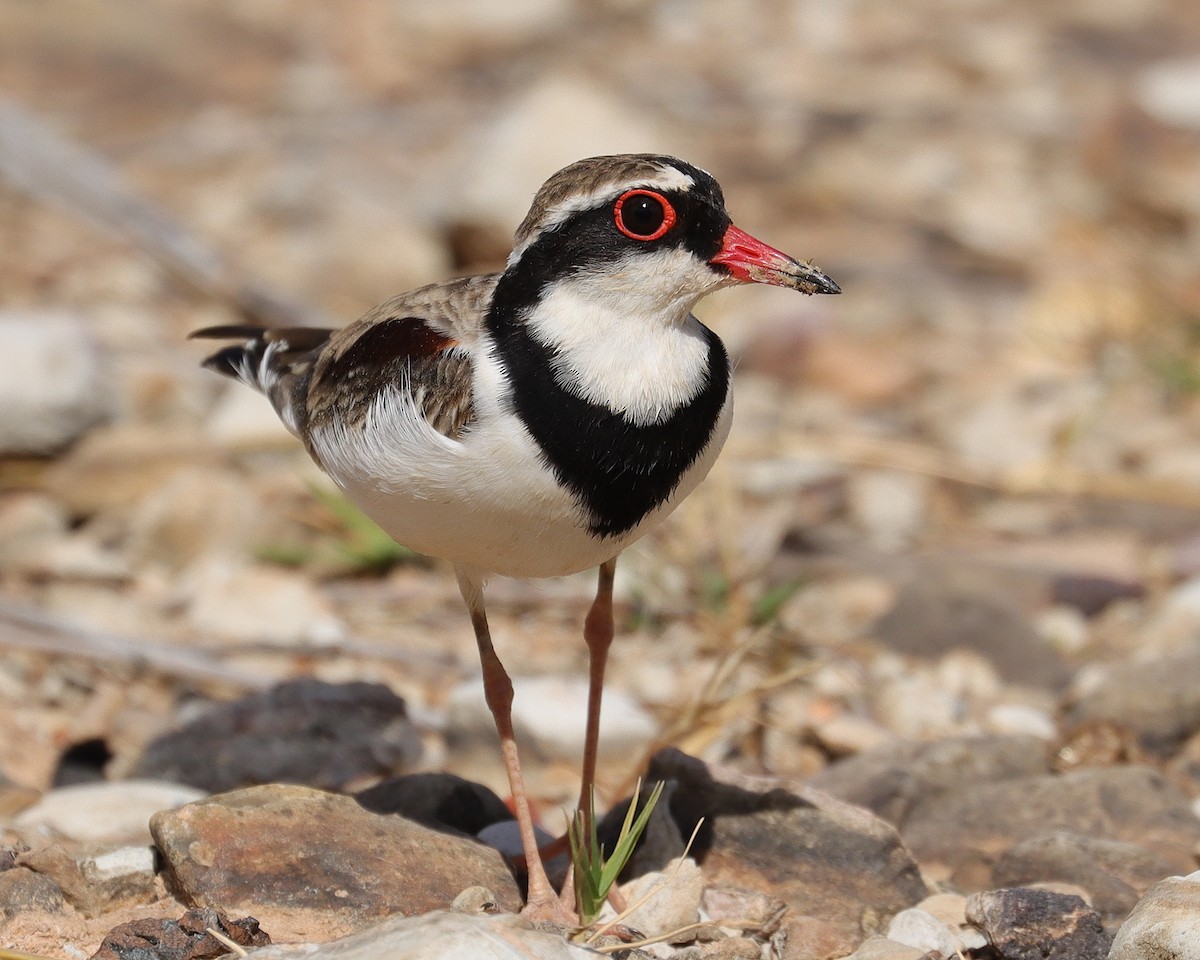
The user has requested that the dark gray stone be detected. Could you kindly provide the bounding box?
[90,908,270,960]
[966,887,1110,960]
[1049,574,1143,617]
[0,867,65,916]
[648,749,928,960]
[134,678,421,792]
[993,831,1179,919]
[1061,649,1200,755]
[872,571,1067,687]
[903,767,1200,891]
[807,734,1050,826]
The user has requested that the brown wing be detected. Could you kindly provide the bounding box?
[306,315,474,439]
[304,273,499,442]
[193,274,497,449]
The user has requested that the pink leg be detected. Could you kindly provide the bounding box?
[455,567,568,920]
[556,558,618,914]
[578,557,617,836]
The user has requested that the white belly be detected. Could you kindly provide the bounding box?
[310,385,732,579]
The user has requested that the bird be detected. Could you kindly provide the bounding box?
[191,153,839,920]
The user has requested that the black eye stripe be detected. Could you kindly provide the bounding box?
[494,183,730,310]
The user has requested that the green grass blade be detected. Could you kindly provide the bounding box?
[569,781,666,927]
[597,780,663,893]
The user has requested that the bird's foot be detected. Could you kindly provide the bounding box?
[519,890,579,928]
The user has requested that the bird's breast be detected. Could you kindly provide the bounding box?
[488,314,732,538]
[522,283,715,425]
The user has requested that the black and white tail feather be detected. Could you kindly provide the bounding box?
[189,324,332,436]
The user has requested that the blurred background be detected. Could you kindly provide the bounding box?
[2,0,1200,830]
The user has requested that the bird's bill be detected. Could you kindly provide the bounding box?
[710,224,841,295]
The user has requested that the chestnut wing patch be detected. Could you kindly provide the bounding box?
[309,315,474,440]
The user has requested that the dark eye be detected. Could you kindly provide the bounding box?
[614,190,676,241]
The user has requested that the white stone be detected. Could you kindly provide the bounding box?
[623,654,683,710]
[1136,577,1200,654]
[945,173,1047,259]
[779,577,895,647]
[122,465,268,569]
[946,380,1095,471]
[1162,576,1200,617]
[0,493,69,571]
[848,470,929,549]
[985,703,1057,741]
[872,672,965,740]
[1108,870,1200,960]
[398,0,573,46]
[936,650,1002,701]
[246,910,596,959]
[738,456,844,497]
[448,676,657,763]
[841,936,925,960]
[1136,57,1200,130]
[1035,605,1090,656]
[12,780,205,845]
[183,560,346,646]
[79,845,157,883]
[25,534,132,581]
[617,857,704,939]
[812,714,893,756]
[914,892,968,927]
[322,202,451,298]
[905,893,985,950]
[886,907,962,957]
[205,385,297,449]
[0,313,111,454]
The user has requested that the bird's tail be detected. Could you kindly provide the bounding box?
[189,324,333,436]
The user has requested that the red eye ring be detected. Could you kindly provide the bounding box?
[613,189,677,241]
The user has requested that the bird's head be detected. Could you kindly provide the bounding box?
[501,154,840,320]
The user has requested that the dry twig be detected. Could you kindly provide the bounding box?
[0,600,268,689]
[0,98,331,329]
[205,927,249,958]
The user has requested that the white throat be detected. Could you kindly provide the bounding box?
[522,249,726,426]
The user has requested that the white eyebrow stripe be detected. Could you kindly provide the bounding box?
[506,167,697,268]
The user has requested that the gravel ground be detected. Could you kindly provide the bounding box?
[2,2,1200,958]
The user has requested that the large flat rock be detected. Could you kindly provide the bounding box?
[150,784,522,942]
[901,766,1200,888]
[648,749,928,960]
